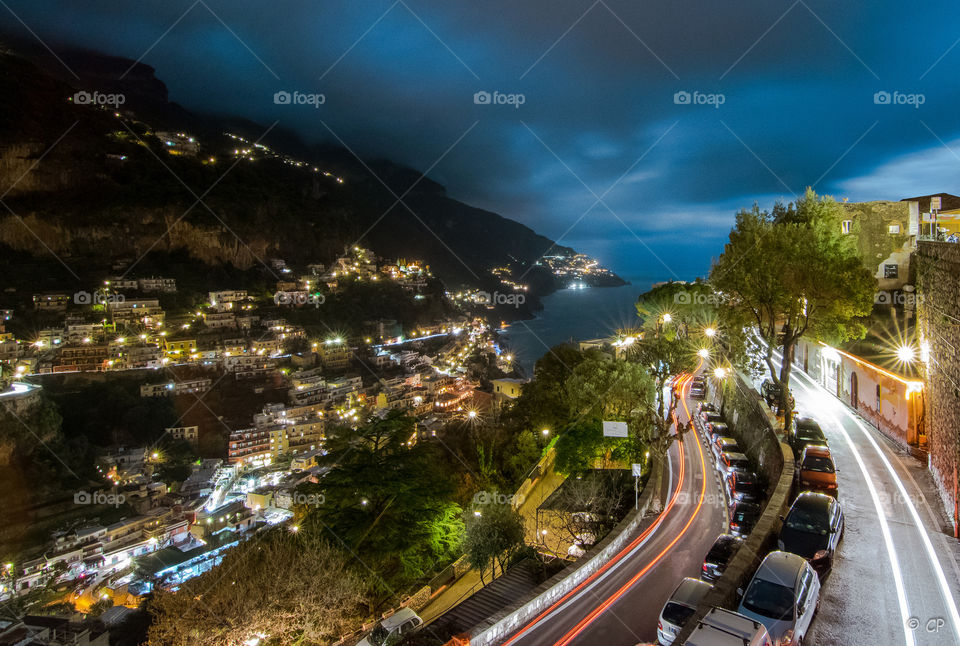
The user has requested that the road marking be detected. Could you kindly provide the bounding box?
[774,351,914,645]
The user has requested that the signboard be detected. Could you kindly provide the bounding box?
[602,421,629,438]
[631,463,643,477]
[922,212,933,223]
[931,196,942,210]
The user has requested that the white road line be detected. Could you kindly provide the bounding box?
[791,363,960,644]
[768,347,914,646]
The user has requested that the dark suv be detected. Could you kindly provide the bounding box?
[701,533,744,582]
[790,417,828,460]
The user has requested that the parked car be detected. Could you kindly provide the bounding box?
[719,451,751,475]
[797,446,838,497]
[737,551,821,646]
[657,577,714,645]
[686,607,773,646]
[726,468,762,504]
[713,437,740,462]
[707,422,730,442]
[698,401,717,413]
[701,533,744,583]
[761,379,795,410]
[690,384,706,400]
[357,608,423,646]
[700,410,722,427]
[790,418,828,460]
[778,491,844,576]
[729,501,762,537]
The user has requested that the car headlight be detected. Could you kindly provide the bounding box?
[813,549,829,561]
[778,629,795,646]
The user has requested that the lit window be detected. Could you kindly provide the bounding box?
[841,220,853,234]
[888,223,901,234]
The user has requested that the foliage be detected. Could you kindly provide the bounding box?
[147,529,367,646]
[710,189,875,423]
[305,411,464,595]
[462,501,526,584]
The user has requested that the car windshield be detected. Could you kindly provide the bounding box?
[785,503,829,535]
[708,538,739,562]
[795,426,824,442]
[368,624,389,646]
[802,456,835,473]
[742,579,795,621]
[662,602,697,626]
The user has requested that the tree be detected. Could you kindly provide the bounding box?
[462,502,525,585]
[307,411,463,595]
[147,529,367,646]
[710,189,874,426]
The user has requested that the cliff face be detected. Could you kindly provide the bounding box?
[0,45,617,293]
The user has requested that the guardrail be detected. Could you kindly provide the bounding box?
[456,454,667,646]
[673,370,794,644]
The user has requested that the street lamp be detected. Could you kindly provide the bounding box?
[704,327,717,338]
[697,348,710,359]
[896,345,916,363]
[661,313,672,323]
[541,428,550,436]
[713,367,729,379]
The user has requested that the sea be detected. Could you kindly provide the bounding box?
[500,275,672,376]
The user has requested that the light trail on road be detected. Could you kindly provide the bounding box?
[501,374,694,646]
[551,370,710,646]
[781,352,960,645]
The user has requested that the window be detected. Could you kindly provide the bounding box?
[884,264,899,279]
[888,223,901,234]
[841,220,853,234]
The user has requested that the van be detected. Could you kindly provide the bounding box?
[686,607,773,646]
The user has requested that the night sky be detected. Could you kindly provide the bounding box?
[6,0,960,282]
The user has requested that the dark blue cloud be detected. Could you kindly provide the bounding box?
[6,0,960,281]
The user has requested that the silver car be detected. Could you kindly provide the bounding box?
[737,551,820,646]
[657,577,713,645]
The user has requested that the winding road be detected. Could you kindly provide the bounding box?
[499,374,728,646]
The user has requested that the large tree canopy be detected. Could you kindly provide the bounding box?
[710,189,875,424]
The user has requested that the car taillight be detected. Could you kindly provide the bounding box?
[658,620,663,631]
[702,563,708,572]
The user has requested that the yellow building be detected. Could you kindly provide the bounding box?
[162,338,197,358]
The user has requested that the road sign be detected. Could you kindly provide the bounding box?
[631,463,643,477]
[602,421,628,437]
[931,196,942,210]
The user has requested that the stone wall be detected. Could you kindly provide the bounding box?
[716,373,784,490]
[916,241,960,523]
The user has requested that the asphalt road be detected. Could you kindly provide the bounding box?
[499,374,728,646]
[775,355,960,646]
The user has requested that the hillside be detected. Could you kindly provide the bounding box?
[0,44,624,301]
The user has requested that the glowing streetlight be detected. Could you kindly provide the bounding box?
[661,313,672,323]
[468,410,477,419]
[697,348,710,359]
[896,345,916,363]
[713,367,729,379]
[473,510,482,517]
[704,327,717,338]
[541,428,550,436]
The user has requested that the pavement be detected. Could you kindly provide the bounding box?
[498,374,729,646]
[773,352,960,646]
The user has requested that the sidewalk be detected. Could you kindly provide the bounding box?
[419,465,566,625]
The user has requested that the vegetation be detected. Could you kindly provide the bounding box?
[147,529,367,646]
[710,189,874,425]
[462,502,526,585]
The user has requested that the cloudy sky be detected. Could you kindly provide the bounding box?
[6,0,960,282]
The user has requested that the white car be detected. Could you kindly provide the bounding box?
[737,551,820,646]
[357,607,423,646]
[686,607,772,646]
[657,577,713,645]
